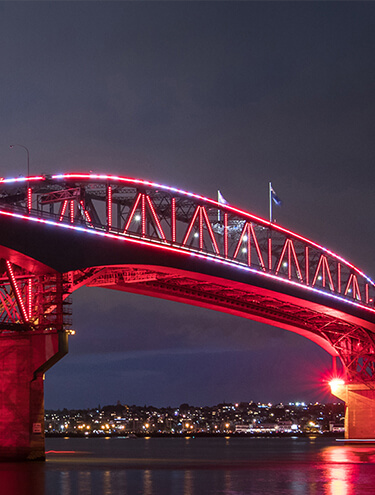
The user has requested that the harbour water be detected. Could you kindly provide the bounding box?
[2,436,375,494]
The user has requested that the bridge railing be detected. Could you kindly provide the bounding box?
[0,173,374,312]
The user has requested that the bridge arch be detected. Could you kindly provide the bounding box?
[0,172,374,457]
[0,172,374,381]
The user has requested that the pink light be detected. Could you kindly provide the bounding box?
[249,223,265,271]
[171,197,176,243]
[201,207,219,254]
[4,171,367,290]
[224,213,228,258]
[146,195,166,241]
[268,237,272,271]
[79,201,92,224]
[1,207,375,316]
[59,200,68,222]
[0,176,45,184]
[233,222,248,260]
[182,205,200,246]
[6,261,28,322]
[27,187,32,212]
[345,273,361,300]
[70,200,74,223]
[48,173,375,286]
[141,194,146,237]
[124,193,142,232]
[312,255,334,291]
[199,207,203,250]
[289,240,303,282]
[305,246,309,286]
[107,185,112,229]
[28,278,32,319]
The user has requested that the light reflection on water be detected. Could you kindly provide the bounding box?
[320,445,375,495]
[1,438,374,495]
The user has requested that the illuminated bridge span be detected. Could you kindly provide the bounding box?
[0,172,374,459]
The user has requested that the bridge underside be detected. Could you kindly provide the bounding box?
[71,264,375,379]
[0,217,375,457]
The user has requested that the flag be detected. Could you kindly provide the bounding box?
[218,190,229,205]
[270,186,282,206]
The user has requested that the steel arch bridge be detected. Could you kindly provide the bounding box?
[0,172,374,384]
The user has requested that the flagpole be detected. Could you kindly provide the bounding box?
[217,191,220,223]
[269,182,272,223]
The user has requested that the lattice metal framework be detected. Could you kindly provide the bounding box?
[0,173,374,382]
[0,260,71,334]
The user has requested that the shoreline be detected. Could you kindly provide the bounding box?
[46,431,343,439]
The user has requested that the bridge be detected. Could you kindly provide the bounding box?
[0,172,374,459]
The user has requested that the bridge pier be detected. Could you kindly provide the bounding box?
[330,380,375,439]
[0,331,68,461]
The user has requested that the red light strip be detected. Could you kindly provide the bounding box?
[224,213,228,258]
[27,187,32,212]
[268,237,272,271]
[49,173,375,287]
[324,258,335,291]
[0,176,45,184]
[199,207,203,250]
[141,194,146,237]
[28,278,32,319]
[59,200,68,222]
[338,263,341,293]
[6,261,29,322]
[0,208,374,315]
[70,200,74,223]
[201,207,219,254]
[124,193,142,232]
[345,274,361,300]
[312,255,325,288]
[289,240,303,282]
[247,226,251,266]
[233,222,248,260]
[146,195,166,241]
[275,239,289,275]
[249,223,265,271]
[305,247,309,286]
[366,284,369,304]
[171,197,176,242]
[79,201,92,224]
[312,255,335,291]
[107,185,112,229]
[182,206,200,246]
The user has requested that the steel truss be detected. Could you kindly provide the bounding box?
[66,265,375,382]
[0,260,71,333]
[0,173,375,383]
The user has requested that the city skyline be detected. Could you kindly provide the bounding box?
[1,2,375,409]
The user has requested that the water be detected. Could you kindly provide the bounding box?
[1,436,375,494]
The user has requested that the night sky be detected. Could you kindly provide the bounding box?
[1,2,375,409]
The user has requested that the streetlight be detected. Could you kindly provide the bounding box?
[10,144,30,179]
[10,144,31,211]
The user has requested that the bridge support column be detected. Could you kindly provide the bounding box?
[330,381,375,439]
[0,331,68,461]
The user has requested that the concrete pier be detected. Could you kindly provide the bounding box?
[0,331,68,460]
[330,380,375,439]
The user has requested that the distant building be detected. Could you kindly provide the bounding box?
[235,425,250,433]
[329,421,345,433]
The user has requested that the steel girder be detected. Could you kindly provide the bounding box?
[0,173,374,383]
